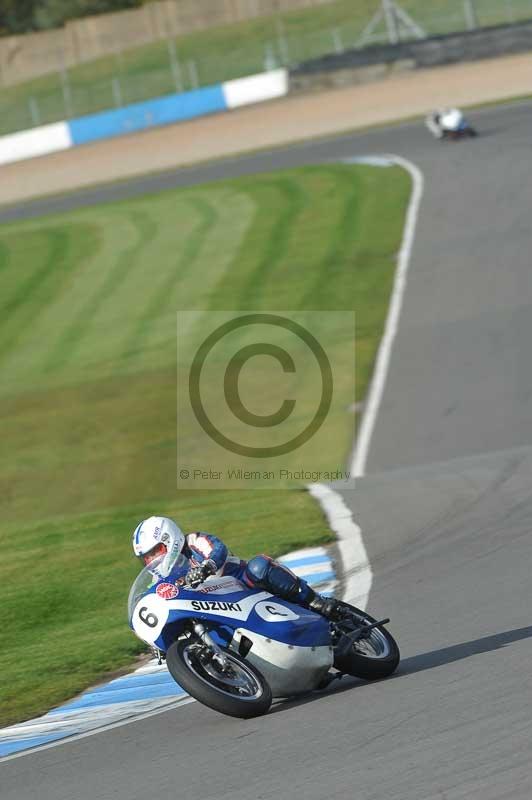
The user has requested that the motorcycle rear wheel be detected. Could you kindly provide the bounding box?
[166,637,272,718]
[334,603,400,680]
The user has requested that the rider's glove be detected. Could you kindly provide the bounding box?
[186,559,217,587]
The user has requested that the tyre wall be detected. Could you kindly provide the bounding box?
[290,20,532,92]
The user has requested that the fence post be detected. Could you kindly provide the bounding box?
[332,27,344,54]
[60,68,73,119]
[112,76,123,107]
[187,60,199,90]
[463,0,478,30]
[114,46,124,74]
[29,96,41,127]
[275,16,290,65]
[167,39,183,93]
[264,43,278,71]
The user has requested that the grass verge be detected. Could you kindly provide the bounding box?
[0,163,410,726]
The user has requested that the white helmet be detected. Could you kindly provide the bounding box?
[132,516,187,578]
[440,107,463,129]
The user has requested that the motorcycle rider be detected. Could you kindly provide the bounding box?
[132,515,344,621]
[425,107,464,139]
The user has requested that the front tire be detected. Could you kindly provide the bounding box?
[334,603,400,680]
[166,638,272,718]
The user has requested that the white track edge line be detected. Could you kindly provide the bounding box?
[308,483,372,610]
[309,154,424,610]
[351,154,425,478]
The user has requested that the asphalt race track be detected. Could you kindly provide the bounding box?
[3,100,532,799]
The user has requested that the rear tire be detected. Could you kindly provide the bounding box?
[166,638,272,718]
[334,604,400,681]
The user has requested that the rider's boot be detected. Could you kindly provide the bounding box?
[306,588,345,621]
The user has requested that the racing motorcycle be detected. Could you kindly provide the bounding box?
[128,569,400,718]
[425,108,478,140]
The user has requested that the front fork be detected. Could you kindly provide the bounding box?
[191,621,228,669]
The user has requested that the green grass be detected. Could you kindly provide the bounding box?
[2,0,531,135]
[0,163,410,726]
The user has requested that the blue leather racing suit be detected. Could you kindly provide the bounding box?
[181,531,314,606]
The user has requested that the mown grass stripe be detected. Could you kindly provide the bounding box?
[239,178,306,309]
[121,196,217,361]
[0,239,10,276]
[300,167,363,309]
[257,167,351,308]
[2,230,69,318]
[207,179,300,311]
[44,208,158,374]
[0,226,97,366]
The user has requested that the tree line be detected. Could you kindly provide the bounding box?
[0,0,143,34]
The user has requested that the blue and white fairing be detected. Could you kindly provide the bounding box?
[128,572,333,696]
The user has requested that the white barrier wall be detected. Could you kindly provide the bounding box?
[0,122,72,167]
[222,69,289,109]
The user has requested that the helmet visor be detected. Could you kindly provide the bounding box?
[141,542,167,568]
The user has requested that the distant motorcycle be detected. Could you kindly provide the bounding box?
[425,108,478,140]
[128,570,400,718]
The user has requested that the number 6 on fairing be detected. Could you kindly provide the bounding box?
[138,606,158,628]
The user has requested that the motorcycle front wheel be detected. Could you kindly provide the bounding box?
[333,603,400,681]
[166,637,272,718]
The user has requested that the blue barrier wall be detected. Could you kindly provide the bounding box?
[0,70,288,167]
[68,85,227,146]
